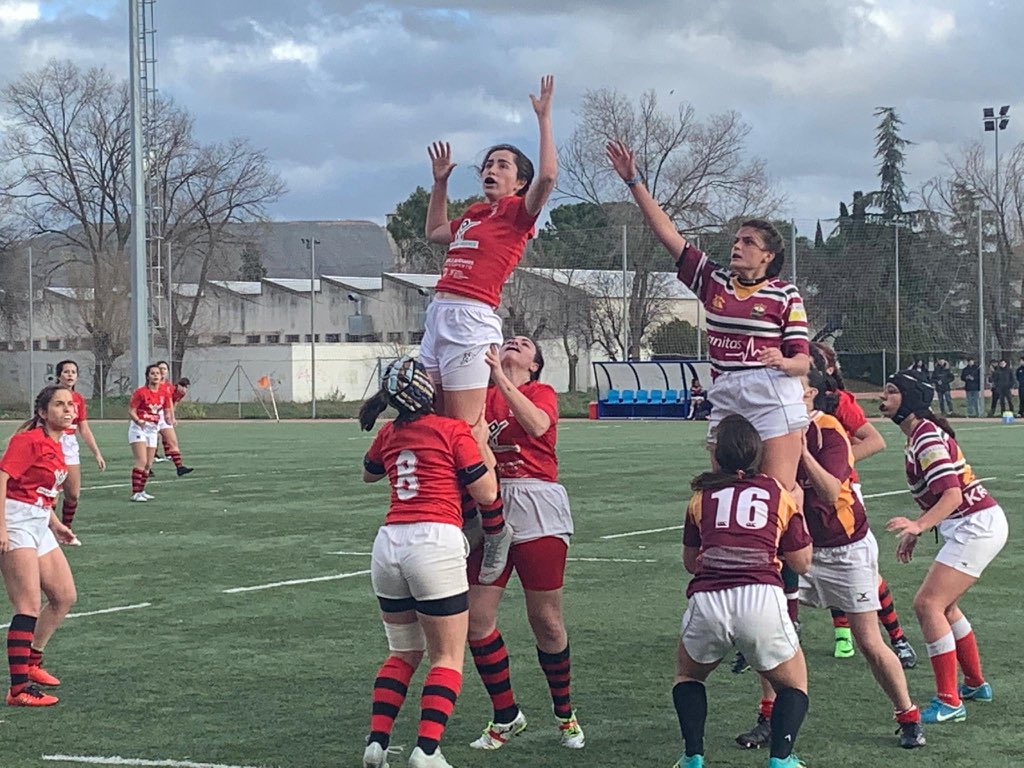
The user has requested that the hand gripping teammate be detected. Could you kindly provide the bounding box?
[423,76,557,585]
[54,359,105,536]
[881,372,1008,724]
[127,364,171,502]
[464,337,583,750]
[672,415,812,768]
[737,369,925,751]
[359,356,498,768]
[1,385,81,706]
[807,343,916,667]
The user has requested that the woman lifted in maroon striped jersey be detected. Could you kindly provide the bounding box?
[606,142,810,503]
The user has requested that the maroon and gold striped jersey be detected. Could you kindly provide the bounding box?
[676,244,809,379]
[905,419,998,518]
[683,474,811,597]
[799,412,869,548]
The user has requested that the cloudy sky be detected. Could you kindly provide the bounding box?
[0,0,1019,228]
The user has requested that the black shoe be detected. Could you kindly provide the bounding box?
[897,720,926,749]
[736,714,771,749]
[177,466,194,477]
[731,651,750,674]
[892,637,918,669]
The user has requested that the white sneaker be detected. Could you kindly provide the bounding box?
[478,528,512,585]
[130,492,148,502]
[362,741,392,768]
[153,456,169,463]
[470,709,527,749]
[557,710,585,748]
[141,492,155,500]
[407,746,454,768]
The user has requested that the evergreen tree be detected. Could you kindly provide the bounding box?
[238,244,267,281]
[872,107,912,219]
[814,220,824,248]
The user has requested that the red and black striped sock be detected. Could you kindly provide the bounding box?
[877,579,904,643]
[479,495,505,536]
[167,450,183,469]
[28,647,42,669]
[416,666,461,755]
[7,614,36,694]
[830,608,850,629]
[131,468,147,494]
[537,644,573,719]
[469,629,519,723]
[61,498,79,527]
[460,490,478,522]
[369,656,416,748]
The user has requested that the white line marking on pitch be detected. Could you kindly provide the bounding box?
[223,570,371,593]
[42,755,277,768]
[329,551,373,556]
[1,603,151,629]
[568,557,657,563]
[82,465,347,492]
[863,476,996,500]
[600,525,682,540]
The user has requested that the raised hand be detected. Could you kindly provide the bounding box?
[428,141,456,184]
[530,75,555,119]
[606,140,638,181]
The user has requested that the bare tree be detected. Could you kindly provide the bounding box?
[923,141,1024,353]
[557,88,783,356]
[0,60,284,388]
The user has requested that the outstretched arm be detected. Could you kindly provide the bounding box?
[524,75,557,217]
[606,141,687,258]
[426,141,456,244]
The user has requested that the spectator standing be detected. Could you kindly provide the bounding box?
[1016,357,1024,417]
[988,360,1014,417]
[930,360,954,416]
[960,358,981,418]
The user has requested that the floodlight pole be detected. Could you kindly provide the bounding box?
[27,246,34,401]
[981,104,1010,377]
[128,0,150,385]
[977,207,985,380]
[302,237,320,418]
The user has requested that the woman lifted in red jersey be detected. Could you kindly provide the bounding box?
[423,76,557,584]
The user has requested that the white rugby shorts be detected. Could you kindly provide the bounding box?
[371,521,470,603]
[936,505,1008,578]
[60,432,81,467]
[799,530,881,613]
[128,421,160,448]
[419,297,503,391]
[681,583,800,672]
[157,414,171,431]
[707,367,807,443]
[4,499,59,557]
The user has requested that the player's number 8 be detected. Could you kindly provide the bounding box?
[395,450,420,500]
[710,486,770,530]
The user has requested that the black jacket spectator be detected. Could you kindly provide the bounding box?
[992,362,1014,393]
[931,362,954,394]
[961,362,981,392]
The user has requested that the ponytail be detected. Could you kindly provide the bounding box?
[358,389,390,432]
[926,410,956,439]
[691,470,750,493]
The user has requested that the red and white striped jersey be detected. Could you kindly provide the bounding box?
[676,244,809,378]
[905,419,997,518]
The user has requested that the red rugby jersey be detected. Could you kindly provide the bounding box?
[1,428,68,509]
[799,412,869,548]
[675,244,809,378]
[64,390,88,436]
[435,195,538,308]
[833,389,867,483]
[905,419,997,518]
[486,381,558,482]
[683,474,810,597]
[365,413,484,527]
[130,386,169,424]
[171,385,187,403]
